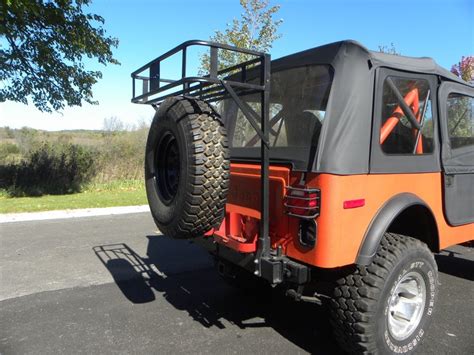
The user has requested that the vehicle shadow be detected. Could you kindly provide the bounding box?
[93,235,343,354]
[435,247,474,281]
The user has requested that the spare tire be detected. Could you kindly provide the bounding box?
[145,96,230,238]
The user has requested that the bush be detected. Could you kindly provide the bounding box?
[0,122,151,197]
[0,142,21,165]
[0,143,98,196]
[13,127,40,156]
[0,142,19,155]
[94,127,148,182]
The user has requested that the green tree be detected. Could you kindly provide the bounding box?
[451,56,474,82]
[0,0,119,112]
[448,56,473,140]
[102,116,125,133]
[199,0,282,73]
[378,43,400,55]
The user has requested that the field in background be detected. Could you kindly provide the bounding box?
[0,180,146,213]
[0,123,149,213]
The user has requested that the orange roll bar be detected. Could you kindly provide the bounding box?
[380,88,419,145]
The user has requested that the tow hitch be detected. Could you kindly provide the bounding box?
[258,255,310,285]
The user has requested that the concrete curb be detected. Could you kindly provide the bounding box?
[0,205,150,224]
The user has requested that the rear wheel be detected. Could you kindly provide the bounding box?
[330,233,438,354]
[145,96,230,238]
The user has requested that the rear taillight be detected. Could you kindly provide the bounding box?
[284,185,321,219]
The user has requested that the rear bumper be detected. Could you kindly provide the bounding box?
[195,236,311,285]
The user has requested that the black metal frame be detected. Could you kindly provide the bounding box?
[131,40,266,105]
[195,236,310,285]
[131,40,272,278]
[284,185,321,219]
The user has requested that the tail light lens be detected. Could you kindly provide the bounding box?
[284,185,321,219]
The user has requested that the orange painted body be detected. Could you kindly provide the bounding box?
[212,163,473,268]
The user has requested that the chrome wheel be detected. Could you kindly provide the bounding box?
[387,271,426,341]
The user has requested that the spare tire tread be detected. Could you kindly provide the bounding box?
[146,96,229,238]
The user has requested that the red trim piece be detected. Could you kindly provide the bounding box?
[215,235,257,253]
[204,228,214,236]
[343,199,365,209]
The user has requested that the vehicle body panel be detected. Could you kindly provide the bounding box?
[218,165,473,268]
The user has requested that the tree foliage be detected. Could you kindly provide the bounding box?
[0,0,119,112]
[378,43,400,55]
[447,94,472,141]
[102,116,125,133]
[451,56,474,82]
[0,142,97,196]
[447,56,473,141]
[199,0,282,73]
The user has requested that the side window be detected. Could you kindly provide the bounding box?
[447,93,474,150]
[380,77,434,154]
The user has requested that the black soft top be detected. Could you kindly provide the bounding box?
[259,40,471,174]
[272,40,471,87]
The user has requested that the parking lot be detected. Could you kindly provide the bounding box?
[1,213,472,354]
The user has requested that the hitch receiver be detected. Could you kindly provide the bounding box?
[259,256,310,285]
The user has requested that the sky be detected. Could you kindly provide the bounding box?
[1,0,473,131]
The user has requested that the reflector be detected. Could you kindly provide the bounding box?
[343,199,365,209]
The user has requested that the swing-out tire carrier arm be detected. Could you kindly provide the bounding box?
[131,39,275,280]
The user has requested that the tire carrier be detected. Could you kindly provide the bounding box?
[131,40,283,283]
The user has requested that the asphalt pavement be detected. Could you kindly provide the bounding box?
[0,213,473,354]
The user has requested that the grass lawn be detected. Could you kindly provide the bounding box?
[0,180,147,214]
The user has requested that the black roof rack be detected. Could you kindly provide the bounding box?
[131,39,268,105]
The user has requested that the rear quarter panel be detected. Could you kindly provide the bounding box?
[287,173,473,268]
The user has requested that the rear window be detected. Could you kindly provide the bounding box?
[218,65,333,163]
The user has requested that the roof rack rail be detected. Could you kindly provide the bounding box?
[131,39,267,105]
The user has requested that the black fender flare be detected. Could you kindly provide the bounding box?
[355,193,434,266]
